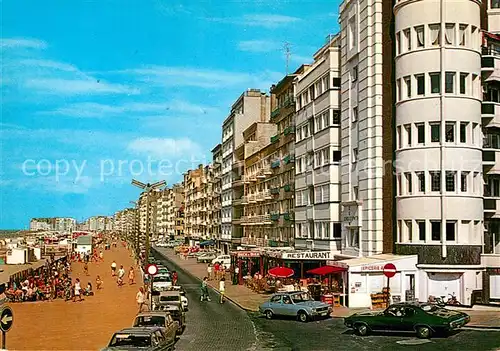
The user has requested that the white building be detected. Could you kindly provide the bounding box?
[220,89,271,253]
[294,36,343,252]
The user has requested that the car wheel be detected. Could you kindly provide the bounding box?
[265,310,274,319]
[354,323,369,336]
[298,311,308,323]
[416,326,432,339]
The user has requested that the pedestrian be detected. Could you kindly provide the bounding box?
[73,278,83,302]
[128,267,135,285]
[172,271,178,286]
[96,275,103,290]
[214,262,220,280]
[219,277,225,304]
[200,277,210,301]
[99,251,104,262]
[207,264,212,281]
[84,261,89,276]
[233,265,240,285]
[111,260,117,276]
[136,287,146,312]
[117,265,125,286]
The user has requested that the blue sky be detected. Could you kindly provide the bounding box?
[0,0,340,229]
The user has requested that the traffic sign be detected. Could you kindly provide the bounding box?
[0,306,13,332]
[383,263,397,278]
[146,264,158,276]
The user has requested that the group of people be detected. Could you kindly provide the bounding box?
[206,262,227,281]
[110,260,135,286]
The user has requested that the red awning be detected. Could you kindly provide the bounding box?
[268,266,294,278]
[307,265,346,276]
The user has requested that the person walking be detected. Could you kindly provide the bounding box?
[117,265,125,286]
[214,262,220,281]
[219,277,226,304]
[200,277,210,301]
[136,287,146,312]
[111,261,117,276]
[207,264,212,281]
[172,271,178,286]
[83,261,89,276]
[128,267,135,285]
[73,278,83,302]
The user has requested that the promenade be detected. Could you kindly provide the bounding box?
[156,247,500,330]
[7,245,141,350]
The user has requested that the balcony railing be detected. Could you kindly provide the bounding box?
[271,213,280,221]
[283,184,293,192]
[271,134,280,143]
[484,134,500,149]
[283,154,295,164]
[271,160,281,169]
[284,125,296,135]
[270,108,280,119]
[270,187,280,195]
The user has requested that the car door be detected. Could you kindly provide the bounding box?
[400,307,418,331]
[164,314,176,344]
[281,295,296,317]
[374,305,404,331]
[269,295,284,315]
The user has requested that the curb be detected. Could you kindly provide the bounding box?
[464,325,500,331]
[153,248,259,313]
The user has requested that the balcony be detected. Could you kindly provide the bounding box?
[284,126,296,135]
[232,176,244,188]
[283,154,295,165]
[256,169,266,179]
[483,150,496,167]
[263,165,273,175]
[232,160,244,169]
[482,102,500,128]
[482,46,500,74]
[270,108,280,120]
[271,160,281,169]
[284,183,294,192]
[271,134,280,144]
[283,212,292,221]
[270,187,280,195]
[484,198,497,213]
[271,213,280,221]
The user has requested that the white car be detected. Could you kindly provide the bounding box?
[211,255,231,270]
[152,274,172,291]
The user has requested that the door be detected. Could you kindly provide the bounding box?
[400,307,418,331]
[374,305,404,331]
[270,295,286,315]
[428,273,462,302]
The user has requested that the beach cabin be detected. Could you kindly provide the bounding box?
[76,235,93,255]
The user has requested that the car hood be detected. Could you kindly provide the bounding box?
[348,310,383,317]
[428,309,468,320]
[295,301,330,308]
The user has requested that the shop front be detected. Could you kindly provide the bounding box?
[339,254,419,309]
[231,250,263,285]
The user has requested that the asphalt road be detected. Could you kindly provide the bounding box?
[153,248,500,351]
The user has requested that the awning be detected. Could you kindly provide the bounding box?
[307,265,346,276]
[268,266,294,278]
[199,240,215,247]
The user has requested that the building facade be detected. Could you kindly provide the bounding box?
[220,89,271,253]
[209,144,222,243]
[29,217,76,232]
[183,165,209,242]
[294,36,343,252]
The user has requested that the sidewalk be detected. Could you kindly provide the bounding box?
[158,248,268,311]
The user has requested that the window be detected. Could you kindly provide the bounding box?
[333,223,341,238]
[396,32,401,55]
[415,26,425,47]
[417,172,425,192]
[333,151,341,162]
[332,77,341,88]
[323,75,330,90]
[418,221,426,241]
[493,0,500,9]
[332,111,340,124]
[472,123,477,144]
[397,174,402,195]
[446,221,456,241]
[459,24,467,46]
[404,76,411,98]
[460,122,467,143]
[430,73,441,93]
[430,171,441,192]
[405,173,412,194]
[445,72,455,93]
[315,115,322,132]
[431,123,440,142]
[314,184,330,203]
[416,74,425,95]
[397,125,402,148]
[353,148,358,162]
[445,23,455,45]
[323,111,330,128]
[404,28,411,51]
[461,172,468,192]
[431,221,441,241]
[353,186,358,200]
[405,124,412,146]
[430,24,441,46]
[352,106,358,122]
[352,66,358,82]
[460,73,467,94]
[446,171,456,192]
[397,79,402,101]
[417,123,425,144]
[445,122,455,142]
[472,74,478,97]
[406,220,413,241]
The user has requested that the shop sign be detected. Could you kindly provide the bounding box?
[282,251,333,260]
[361,264,385,271]
[326,261,349,268]
[342,203,361,227]
[234,251,261,258]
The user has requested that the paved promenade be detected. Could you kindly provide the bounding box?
[7,245,142,350]
[157,247,500,330]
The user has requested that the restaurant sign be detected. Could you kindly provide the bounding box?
[282,251,333,260]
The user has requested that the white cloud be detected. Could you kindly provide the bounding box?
[238,40,280,53]
[211,14,300,28]
[24,78,139,95]
[127,137,203,158]
[0,38,47,49]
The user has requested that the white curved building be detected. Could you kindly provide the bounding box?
[394,0,484,305]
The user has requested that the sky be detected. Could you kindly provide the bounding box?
[0,0,340,229]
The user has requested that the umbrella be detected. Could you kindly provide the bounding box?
[268,266,294,278]
[306,265,346,276]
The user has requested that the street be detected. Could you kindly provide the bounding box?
[154,250,500,351]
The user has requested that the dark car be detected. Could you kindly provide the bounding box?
[102,327,173,351]
[155,304,186,334]
[133,311,178,341]
[344,302,470,339]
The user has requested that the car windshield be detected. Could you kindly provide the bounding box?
[134,316,165,327]
[291,293,313,303]
[158,269,169,274]
[160,296,179,302]
[420,304,439,313]
[154,276,171,283]
[109,334,151,347]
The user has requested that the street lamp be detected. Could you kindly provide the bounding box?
[131,179,166,265]
[129,201,139,257]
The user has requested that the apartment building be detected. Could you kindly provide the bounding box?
[209,144,222,243]
[220,89,271,253]
[294,35,343,252]
[30,217,76,232]
[114,208,137,242]
[156,184,185,239]
[236,122,276,246]
[29,218,54,231]
[137,189,161,245]
[183,165,209,243]
[481,1,500,303]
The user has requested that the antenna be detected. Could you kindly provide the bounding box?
[284,42,291,75]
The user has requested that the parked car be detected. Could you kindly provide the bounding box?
[152,274,172,291]
[132,311,178,340]
[344,302,470,339]
[153,290,188,311]
[259,291,332,322]
[211,255,231,269]
[102,327,173,351]
[197,252,217,263]
[153,305,186,334]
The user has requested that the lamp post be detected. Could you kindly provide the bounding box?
[131,179,166,265]
[129,201,139,257]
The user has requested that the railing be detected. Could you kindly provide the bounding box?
[484,134,500,149]
[271,160,280,169]
[283,154,295,164]
[482,46,500,57]
[284,125,296,135]
[271,134,280,143]
[271,213,280,221]
[271,108,280,119]
[270,187,280,195]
